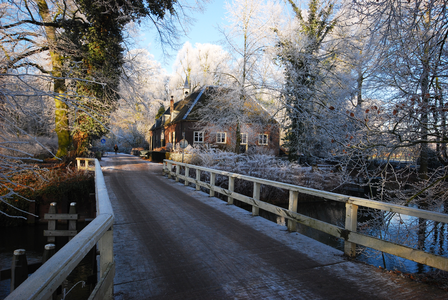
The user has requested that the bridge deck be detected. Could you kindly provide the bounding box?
[101,154,446,299]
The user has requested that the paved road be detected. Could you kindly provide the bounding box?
[101,154,447,300]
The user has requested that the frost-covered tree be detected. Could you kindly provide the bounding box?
[109,49,168,148]
[341,1,448,177]
[276,0,337,161]
[209,0,282,153]
[0,0,206,219]
[170,42,232,97]
[0,0,201,157]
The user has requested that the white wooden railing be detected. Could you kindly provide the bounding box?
[163,159,448,272]
[6,158,114,300]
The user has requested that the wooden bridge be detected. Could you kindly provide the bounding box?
[6,154,448,299]
[108,155,448,299]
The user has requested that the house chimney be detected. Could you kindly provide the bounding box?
[170,96,174,113]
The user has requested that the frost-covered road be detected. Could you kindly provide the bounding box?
[101,154,446,300]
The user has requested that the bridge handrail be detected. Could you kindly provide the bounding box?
[6,158,114,300]
[163,159,448,272]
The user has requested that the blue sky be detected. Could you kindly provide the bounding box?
[136,0,228,74]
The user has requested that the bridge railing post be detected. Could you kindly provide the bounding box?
[167,162,172,179]
[185,166,189,186]
[99,227,114,299]
[209,172,215,197]
[252,182,260,216]
[288,190,299,232]
[175,164,180,182]
[344,202,358,257]
[228,176,235,205]
[196,169,200,191]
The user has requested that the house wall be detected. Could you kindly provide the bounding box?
[151,121,280,155]
[161,121,199,148]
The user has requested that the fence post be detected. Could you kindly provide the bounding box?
[185,166,189,186]
[175,164,180,182]
[10,249,28,292]
[47,202,57,243]
[344,202,358,257]
[252,182,260,216]
[68,202,77,241]
[196,169,200,191]
[288,190,299,232]
[42,244,56,263]
[167,162,172,179]
[77,159,81,170]
[42,244,58,300]
[209,172,215,197]
[228,176,235,205]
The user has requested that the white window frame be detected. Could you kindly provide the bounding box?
[194,131,204,143]
[216,132,227,144]
[241,133,248,145]
[258,134,268,145]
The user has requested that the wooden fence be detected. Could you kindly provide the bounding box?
[163,159,448,272]
[6,158,114,300]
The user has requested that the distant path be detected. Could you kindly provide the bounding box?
[100,154,446,300]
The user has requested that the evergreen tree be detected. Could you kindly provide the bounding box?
[277,0,336,161]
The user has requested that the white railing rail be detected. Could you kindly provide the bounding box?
[163,159,448,272]
[6,158,114,300]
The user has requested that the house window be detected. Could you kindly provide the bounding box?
[194,131,204,143]
[216,132,226,144]
[241,133,248,145]
[258,134,268,145]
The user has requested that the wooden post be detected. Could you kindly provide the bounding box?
[344,202,358,257]
[175,164,180,182]
[99,227,114,300]
[185,166,189,186]
[44,202,78,241]
[196,169,200,191]
[42,244,56,263]
[68,203,77,241]
[10,249,28,292]
[209,172,215,197]
[47,202,57,243]
[42,244,58,300]
[252,182,260,216]
[228,176,235,205]
[77,159,81,170]
[167,162,172,179]
[288,190,299,232]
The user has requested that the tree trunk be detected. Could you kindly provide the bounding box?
[38,0,71,158]
[235,122,241,154]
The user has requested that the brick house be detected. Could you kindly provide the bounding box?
[149,83,280,155]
